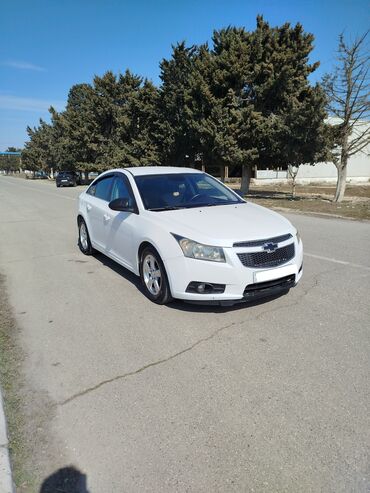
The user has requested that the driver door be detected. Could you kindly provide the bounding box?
[104,174,138,271]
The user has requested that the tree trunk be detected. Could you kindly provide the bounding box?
[201,164,205,173]
[240,165,251,195]
[292,177,296,199]
[84,170,89,183]
[219,165,229,181]
[333,164,347,202]
[334,127,349,203]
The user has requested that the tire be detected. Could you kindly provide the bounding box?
[78,218,94,255]
[140,247,172,304]
[56,183,60,188]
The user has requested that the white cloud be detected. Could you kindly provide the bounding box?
[0,95,65,112]
[2,60,46,71]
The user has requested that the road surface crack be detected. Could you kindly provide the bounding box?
[58,268,337,407]
[58,320,238,406]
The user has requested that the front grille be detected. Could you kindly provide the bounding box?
[237,243,295,268]
[233,233,292,248]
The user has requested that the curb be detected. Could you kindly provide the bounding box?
[0,391,14,493]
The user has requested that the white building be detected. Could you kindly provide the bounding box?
[254,120,370,184]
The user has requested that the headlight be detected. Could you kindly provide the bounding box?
[296,230,301,243]
[172,234,226,262]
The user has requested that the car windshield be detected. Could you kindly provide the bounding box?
[134,173,244,211]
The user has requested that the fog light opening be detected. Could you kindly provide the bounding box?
[186,282,226,294]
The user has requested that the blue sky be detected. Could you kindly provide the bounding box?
[1,0,369,149]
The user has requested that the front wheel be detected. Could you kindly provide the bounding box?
[78,219,94,255]
[140,247,172,304]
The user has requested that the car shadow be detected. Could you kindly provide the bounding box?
[92,251,144,291]
[39,466,89,492]
[91,252,290,314]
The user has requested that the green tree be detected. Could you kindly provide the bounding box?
[187,29,260,183]
[157,42,199,166]
[0,147,22,173]
[322,31,369,202]
[173,18,329,193]
[98,71,161,167]
[22,120,56,174]
[55,82,102,177]
[49,70,161,177]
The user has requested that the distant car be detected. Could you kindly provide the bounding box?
[34,170,48,179]
[56,171,81,187]
[77,167,303,305]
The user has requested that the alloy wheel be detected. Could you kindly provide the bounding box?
[143,254,162,295]
[79,222,88,251]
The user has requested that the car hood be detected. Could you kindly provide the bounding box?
[148,202,295,247]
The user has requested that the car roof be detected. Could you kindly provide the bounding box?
[117,166,203,177]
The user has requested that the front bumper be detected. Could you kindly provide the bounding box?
[165,237,303,304]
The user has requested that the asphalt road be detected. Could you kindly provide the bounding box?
[0,175,369,492]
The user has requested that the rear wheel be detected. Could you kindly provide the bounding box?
[78,219,93,255]
[140,247,172,304]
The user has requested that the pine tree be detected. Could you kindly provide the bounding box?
[158,42,198,165]
[22,120,56,174]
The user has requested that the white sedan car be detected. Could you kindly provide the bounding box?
[77,167,303,305]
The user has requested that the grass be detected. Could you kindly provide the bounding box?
[0,275,36,490]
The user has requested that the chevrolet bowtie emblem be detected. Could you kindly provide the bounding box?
[263,242,278,253]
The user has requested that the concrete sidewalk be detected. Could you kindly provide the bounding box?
[0,392,13,493]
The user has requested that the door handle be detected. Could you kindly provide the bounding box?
[86,204,92,211]
[103,214,111,222]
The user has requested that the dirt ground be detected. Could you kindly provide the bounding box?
[249,182,370,199]
[243,182,370,221]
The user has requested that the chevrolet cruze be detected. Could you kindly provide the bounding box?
[77,167,303,305]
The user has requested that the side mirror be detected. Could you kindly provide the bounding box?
[109,198,131,211]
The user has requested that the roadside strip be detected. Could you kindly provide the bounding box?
[0,392,14,493]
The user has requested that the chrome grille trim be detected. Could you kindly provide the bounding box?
[233,233,292,248]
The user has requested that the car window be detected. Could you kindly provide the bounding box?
[110,176,135,208]
[111,176,129,200]
[193,176,230,200]
[88,176,114,201]
[135,173,242,210]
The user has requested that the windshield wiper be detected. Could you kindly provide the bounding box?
[148,206,186,211]
[185,202,236,209]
